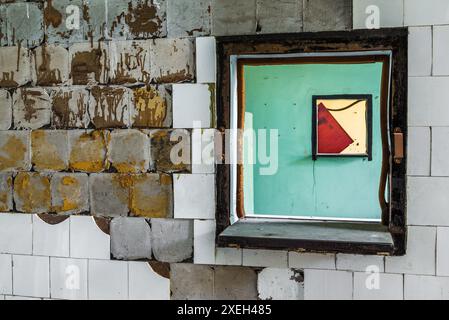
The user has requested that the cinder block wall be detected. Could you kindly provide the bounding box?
[0,0,444,301]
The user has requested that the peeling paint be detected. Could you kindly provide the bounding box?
[124,0,163,38]
[132,86,168,127]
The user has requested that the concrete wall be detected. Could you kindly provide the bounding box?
[0,0,446,301]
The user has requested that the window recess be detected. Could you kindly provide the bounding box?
[215,29,407,256]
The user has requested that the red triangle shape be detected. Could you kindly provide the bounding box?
[317,102,354,154]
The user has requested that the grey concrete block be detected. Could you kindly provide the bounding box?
[0,90,12,130]
[0,46,32,88]
[89,173,130,217]
[108,129,150,173]
[170,263,214,300]
[50,173,89,214]
[50,87,90,129]
[150,38,195,83]
[303,0,352,32]
[13,88,52,130]
[14,172,51,214]
[167,0,211,38]
[151,219,193,263]
[111,217,152,260]
[5,2,44,47]
[32,45,70,86]
[0,173,13,212]
[212,0,257,36]
[0,131,31,172]
[256,0,303,34]
[31,130,69,172]
[214,266,258,300]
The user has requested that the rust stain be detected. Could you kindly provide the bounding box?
[111,44,149,84]
[69,131,109,172]
[31,131,66,171]
[14,173,51,213]
[90,86,128,128]
[19,89,47,123]
[129,174,172,218]
[53,90,87,128]
[125,0,162,37]
[43,0,63,28]
[0,136,27,171]
[35,45,62,85]
[53,176,82,213]
[132,86,167,127]
[71,45,106,85]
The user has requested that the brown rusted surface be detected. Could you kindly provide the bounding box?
[148,261,170,279]
[132,86,169,127]
[94,216,111,235]
[154,69,193,84]
[37,214,69,225]
[34,45,63,85]
[130,174,173,218]
[52,89,89,129]
[71,45,107,85]
[0,71,18,87]
[14,172,51,213]
[0,135,28,171]
[18,89,47,123]
[69,130,109,172]
[43,0,63,28]
[90,86,129,128]
[31,131,67,171]
[150,130,191,173]
[124,0,163,38]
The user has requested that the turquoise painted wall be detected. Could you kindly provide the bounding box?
[243,62,384,220]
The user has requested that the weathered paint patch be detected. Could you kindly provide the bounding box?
[51,173,89,214]
[69,130,110,173]
[0,131,31,172]
[130,173,173,218]
[108,129,150,173]
[13,88,52,130]
[89,86,131,128]
[14,172,51,214]
[109,40,150,85]
[130,85,172,128]
[150,38,195,83]
[69,42,109,85]
[123,0,167,39]
[0,46,31,88]
[150,129,191,173]
[0,173,13,212]
[31,130,69,172]
[32,44,69,86]
[50,87,90,129]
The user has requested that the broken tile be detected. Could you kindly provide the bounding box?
[70,215,110,259]
[32,215,70,257]
[31,130,69,172]
[129,262,170,300]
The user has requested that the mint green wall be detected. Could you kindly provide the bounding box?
[243,62,384,220]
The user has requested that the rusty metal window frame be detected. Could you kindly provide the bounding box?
[215,29,408,256]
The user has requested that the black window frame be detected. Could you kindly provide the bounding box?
[215,28,408,256]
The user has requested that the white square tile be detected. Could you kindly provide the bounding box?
[432,127,449,177]
[386,226,436,275]
[88,260,128,300]
[289,252,336,270]
[405,275,449,300]
[258,268,304,300]
[50,257,88,300]
[5,295,42,300]
[408,27,432,76]
[336,254,385,272]
[405,0,449,26]
[304,269,353,300]
[215,248,242,266]
[353,0,404,29]
[33,215,70,257]
[434,26,449,76]
[0,213,32,255]
[174,174,215,219]
[0,254,12,295]
[407,127,431,176]
[243,249,288,268]
[437,227,449,276]
[194,220,216,265]
[192,129,216,174]
[128,262,170,300]
[408,177,449,226]
[13,255,49,298]
[196,37,216,84]
[70,216,110,260]
[354,272,403,300]
[173,84,212,128]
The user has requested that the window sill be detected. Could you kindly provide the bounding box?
[217,219,395,256]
